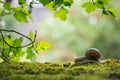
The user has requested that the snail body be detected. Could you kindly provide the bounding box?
[75,48,101,63]
[74,56,88,63]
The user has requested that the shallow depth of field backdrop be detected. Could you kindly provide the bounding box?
[1,0,120,63]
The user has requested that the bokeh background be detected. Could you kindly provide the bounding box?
[1,0,120,63]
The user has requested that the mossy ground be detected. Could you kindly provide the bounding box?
[0,59,120,80]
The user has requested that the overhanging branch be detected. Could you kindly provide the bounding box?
[0,29,37,48]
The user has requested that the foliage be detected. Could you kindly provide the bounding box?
[0,29,51,62]
[0,59,120,80]
[0,0,118,62]
[0,0,73,21]
[82,0,117,17]
[0,0,72,62]
[0,0,117,22]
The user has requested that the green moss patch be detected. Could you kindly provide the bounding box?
[0,59,120,80]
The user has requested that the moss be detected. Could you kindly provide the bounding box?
[0,69,12,78]
[0,59,120,80]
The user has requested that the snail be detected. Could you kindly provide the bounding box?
[75,48,102,63]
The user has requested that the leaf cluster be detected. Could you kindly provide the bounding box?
[0,0,117,22]
[0,0,73,22]
[0,0,32,22]
[43,0,73,20]
[82,0,117,17]
[0,29,51,62]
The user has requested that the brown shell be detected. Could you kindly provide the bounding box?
[85,48,101,61]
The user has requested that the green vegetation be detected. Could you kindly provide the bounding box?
[82,0,117,17]
[0,0,53,62]
[0,1,120,79]
[0,0,73,21]
[0,0,119,62]
[0,30,51,62]
[0,59,120,80]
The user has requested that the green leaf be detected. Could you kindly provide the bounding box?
[26,47,36,59]
[28,31,34,40]
[13,37,23,47]
[18,0,26,5]
[82,2,96,13]
[35,40,51,52]
[12,7,21,12]
[10,51,25,62]
[3,2,11,11]
[11,48,22,56]
[3,49,9,57]
[64,0,73,7]
[46,1,55,11]
[97,0,103,5]
[23,7,32,20]
[95,0,104,8]
[4,37,13,45]
[101,0,109,5]
[108,8,117,17]
[10,57,19,62]
[64,0,73,4]
[55,0,64,5]
[39,0,51,5]
[14,11,28,22]
[54,7,68,21]
[3,42,9,49]
[64,1,71,7]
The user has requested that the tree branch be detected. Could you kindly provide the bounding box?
[0,29,38,62]
[0,29,37,48]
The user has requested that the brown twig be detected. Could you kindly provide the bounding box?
[0,29,38,62]
[0,29,37,48]
[32,30,38,53]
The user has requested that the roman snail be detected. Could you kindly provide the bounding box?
[75,48,102,63]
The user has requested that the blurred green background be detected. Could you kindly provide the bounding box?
[1,0,120,63]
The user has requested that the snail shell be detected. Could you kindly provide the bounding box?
[74,48,101,63]
[85,48,101,61]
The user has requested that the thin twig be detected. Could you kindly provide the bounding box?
[0,29,32,40]
[0,29,36,48]
[0,31,12,47]
[32,30,38,53]
[0,29,38,62]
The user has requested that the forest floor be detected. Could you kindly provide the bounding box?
[0,59,120,80]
